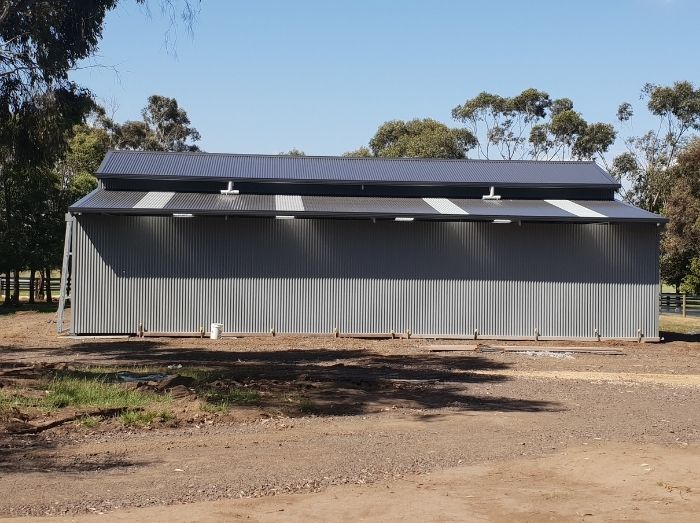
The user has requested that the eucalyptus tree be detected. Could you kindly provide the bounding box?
[368,118,477,159]
[659,139,700,291]
[612,81,700,213]
[451,88,615,164]
[109,95,201,152]
[0,0,200,303]
[342,146,373,158]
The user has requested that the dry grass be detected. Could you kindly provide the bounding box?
[660,314,700,336]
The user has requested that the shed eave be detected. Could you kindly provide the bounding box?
[68,208,666,224]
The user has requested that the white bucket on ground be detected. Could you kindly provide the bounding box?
[210,323,224,340]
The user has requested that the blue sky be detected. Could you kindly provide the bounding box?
[71,0,700,156]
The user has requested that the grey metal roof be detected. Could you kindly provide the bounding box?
[71,189,664,223]
[97,150,621,188]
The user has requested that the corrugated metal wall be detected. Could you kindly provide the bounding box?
[72,215,660,340]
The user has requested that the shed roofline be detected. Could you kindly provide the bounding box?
[98,149,602,165]
[94,173,622,189]
[96,150,621,189]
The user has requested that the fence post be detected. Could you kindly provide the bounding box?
[682,293,687,317]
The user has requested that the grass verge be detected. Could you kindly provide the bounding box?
[1,376,171,414]
[660,314,700,337]
[201,387,261,412]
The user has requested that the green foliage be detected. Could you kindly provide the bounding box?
[111,95,201,152]
[613,81,700,212]
[0,1,119,106]
[0,1,115,289]
[342,146,373,158]
[202,387,261,411]
[616,102,633,122]
[0,88,95,291]
[548,110,587,150]
[66,124,111,177]
[660,251,693,291]
[0,1,200,301]
[573,123,616,160]
[280,149,306,156]
[643,81,700,130]
[680,258,700,295]
[660,139,700,287]
[452,88,614,161]
[0,0,197,106]
[369,118,476,159]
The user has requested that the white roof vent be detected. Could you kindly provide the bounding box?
[482,186,501,200]
[221,181,240,195]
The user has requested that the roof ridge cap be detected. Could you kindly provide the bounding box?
[104,149,596,164]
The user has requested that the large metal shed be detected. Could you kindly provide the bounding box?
[66,151,665,340]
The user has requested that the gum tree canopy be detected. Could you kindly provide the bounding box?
[451,88,615,164]
[613,81,700,213]
[343,119,476,159]
[0,0,199,304]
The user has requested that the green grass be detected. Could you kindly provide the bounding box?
[0,377,170,413]
[77,415,100,428]
[43,377,166,410]
[201,387,261,412]
[0,390,13,414]
[3,364,269,421]
[2,380,176,426]
[299,399,319,415]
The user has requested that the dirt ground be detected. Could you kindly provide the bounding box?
[1,309,699,521]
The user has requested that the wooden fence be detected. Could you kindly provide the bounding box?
[659,293,700,317]
[0,277,60,295]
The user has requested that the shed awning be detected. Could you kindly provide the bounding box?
[70,189,665,223]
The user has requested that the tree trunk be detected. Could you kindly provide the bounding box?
[3,272,9,305]
[45,269,52,303]
[28,269,35,303]
[38,270,45,300]
[12,269,20,305]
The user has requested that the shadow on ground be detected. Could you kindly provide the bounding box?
[661,330,700,343]
[57,340,562,415]
[0,433,152,474]
[0,303,57,316]
[0,339,563,474]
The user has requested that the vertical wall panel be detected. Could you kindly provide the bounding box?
[72,216,660,339]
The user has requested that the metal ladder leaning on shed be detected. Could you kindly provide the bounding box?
[56,213,73,334]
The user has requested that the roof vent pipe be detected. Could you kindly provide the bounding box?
[482,186,501,200]
[221,181,240,195]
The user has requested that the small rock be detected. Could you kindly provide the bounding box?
[169,385,194,399]
[157,375,196,391]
